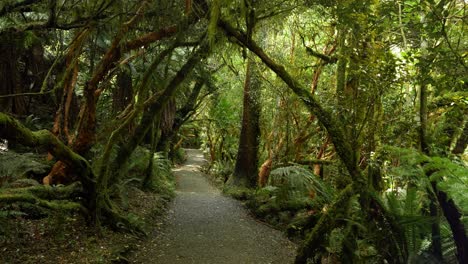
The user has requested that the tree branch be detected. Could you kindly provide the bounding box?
[0,0,42,16]
[304,46,338,63]
[0,112,96,209]
[218,19,360,184]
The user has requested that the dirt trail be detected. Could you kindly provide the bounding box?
[131,149,296,264]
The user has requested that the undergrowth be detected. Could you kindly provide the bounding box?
[222,165,332,240]
[0,146,176,263]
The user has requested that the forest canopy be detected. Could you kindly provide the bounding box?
[0,0,467,263]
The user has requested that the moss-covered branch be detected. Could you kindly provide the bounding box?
[0,183,88,216]
[218,19,362,186]
[0,112,96,211]
[294,184,354,263]
[2,182,84,200]
[0,193,85,213]
[111,40,210,179]
[219,20,405,264]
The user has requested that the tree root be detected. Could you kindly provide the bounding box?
[0,112,96,213]
[0,184,88,217]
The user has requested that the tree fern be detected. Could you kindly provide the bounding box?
[424,156,468,213]
[378,145,468,214]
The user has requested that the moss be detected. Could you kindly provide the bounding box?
[0,112,96,213]
[0,192,85,214]
[295,183,356,263]
[223,186,254,200]
[256,203,280,216]
[287,211,321,239]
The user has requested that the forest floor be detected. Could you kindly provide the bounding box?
[130,149,297,264]
[1,185,168,264]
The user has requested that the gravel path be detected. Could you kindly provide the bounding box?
[132,149,296,264]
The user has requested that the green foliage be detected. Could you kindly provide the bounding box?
[385,188,432,256]
[209,159,234,184]
[377,146,428,189]
[148,152,175,197]
[120,147,175,196]
[268,165,334,204]
[379,145,468,214]
[424,157,468,213]
[232,166,336,231]
[223,186,254,201]
[126,146,151,175]
[0,209,25,240]
[326,227,345,254]
[172,147,187,165]
[440,221,460,263]
[106,146,174,219]
[0,151,50,186]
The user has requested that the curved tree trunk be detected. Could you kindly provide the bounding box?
[219,20,406,263]
[0,112,96,215]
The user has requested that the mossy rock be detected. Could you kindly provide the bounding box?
[8,179,40,188]
[223,186,254,200]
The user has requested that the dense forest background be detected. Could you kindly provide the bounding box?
[0,0,467,263]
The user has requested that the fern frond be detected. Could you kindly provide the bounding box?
[268,165,334,203]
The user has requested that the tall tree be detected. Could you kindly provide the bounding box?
[228,0,261,188]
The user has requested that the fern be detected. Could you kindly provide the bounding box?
[377,145,429,189]
[384,187,433,257]
[145,151,174,196]
[378,145,468,214]
[440,221,459,263]
[110,178,142,209]
[424,157,468,213]
[268,165,334,204]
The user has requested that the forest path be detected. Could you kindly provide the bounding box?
[131,149,296,264]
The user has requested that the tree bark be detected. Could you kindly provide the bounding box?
[157,78,205,158]
[0,112,96,214]
[113,69,133,114]
[228,57,261,188]
[452,120,468,155]
[219,20,361,183]
[0,33,28,116]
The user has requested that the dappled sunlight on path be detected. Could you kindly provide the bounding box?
[132,149,296,263]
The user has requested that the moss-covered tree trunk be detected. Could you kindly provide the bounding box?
[110,40,210,182]
[452,121,468,155]
[113,69,133,114]
[46,2,175,184]
[0,112,96,215]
